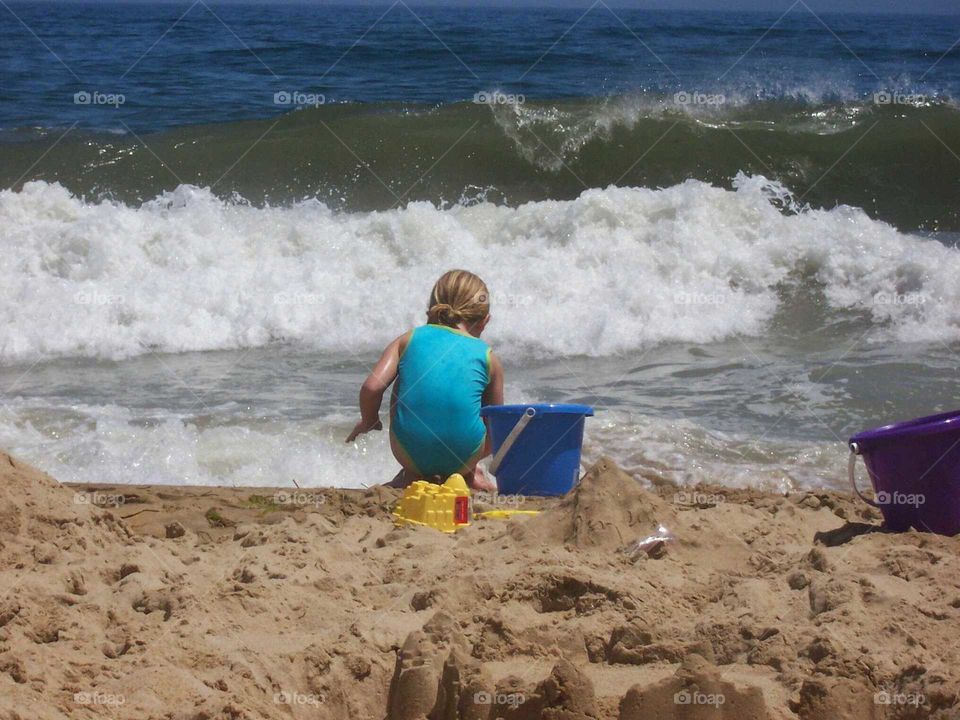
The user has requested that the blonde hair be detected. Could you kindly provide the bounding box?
[426,270,490,328]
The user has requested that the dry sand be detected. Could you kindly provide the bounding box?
[0,451,958,719]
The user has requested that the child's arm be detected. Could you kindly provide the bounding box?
[345,333,408,443]
[483,351,504,406]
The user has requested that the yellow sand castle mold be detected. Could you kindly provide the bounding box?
[392,474,472,533]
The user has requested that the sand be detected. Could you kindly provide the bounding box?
[1,451,958,719]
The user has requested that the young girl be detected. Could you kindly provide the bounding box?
[345,270,503,491]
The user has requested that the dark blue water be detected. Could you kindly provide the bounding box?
[2,2,958,133]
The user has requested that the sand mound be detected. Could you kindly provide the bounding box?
[387,611,474,720]
[0,450,131,546]
[789,677,878,720]
[618,654,774,720]
[0,451,79,551]
[523,659,600,719]
[387,632,601,720]
[510,456,675,551]
[0,449,133,578]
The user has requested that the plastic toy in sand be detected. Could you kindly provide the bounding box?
[392,474,472,533]
[474,509,541,520]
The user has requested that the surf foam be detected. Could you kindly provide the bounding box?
[1,176,958,363]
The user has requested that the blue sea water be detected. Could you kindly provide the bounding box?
[0,3,958,132]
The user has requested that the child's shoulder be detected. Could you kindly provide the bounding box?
[396,328,416,352]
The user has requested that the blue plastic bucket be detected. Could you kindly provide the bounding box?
[849,408,960,536]
[481,403,594,496]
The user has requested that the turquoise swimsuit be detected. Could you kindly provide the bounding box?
[391,324,491,476]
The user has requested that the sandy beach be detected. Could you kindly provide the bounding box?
[1,451,957,719]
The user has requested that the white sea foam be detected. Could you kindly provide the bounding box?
[0,396,837,490]
[1,176,958,364]
[0,398,395,488]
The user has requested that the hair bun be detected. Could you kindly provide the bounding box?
[428,302,461,326]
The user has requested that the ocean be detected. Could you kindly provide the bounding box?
[1,2,959,491]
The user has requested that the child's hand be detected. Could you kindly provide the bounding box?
[345,418,383,443]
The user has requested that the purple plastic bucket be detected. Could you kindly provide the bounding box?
[848,409,960,536]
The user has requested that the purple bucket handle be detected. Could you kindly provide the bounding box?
[848,442,881,508]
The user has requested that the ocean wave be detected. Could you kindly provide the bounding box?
[2,99,959,232]
[1,176,958,363]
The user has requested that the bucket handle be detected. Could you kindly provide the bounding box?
[848,442,880,507]
[488,407,537,476]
